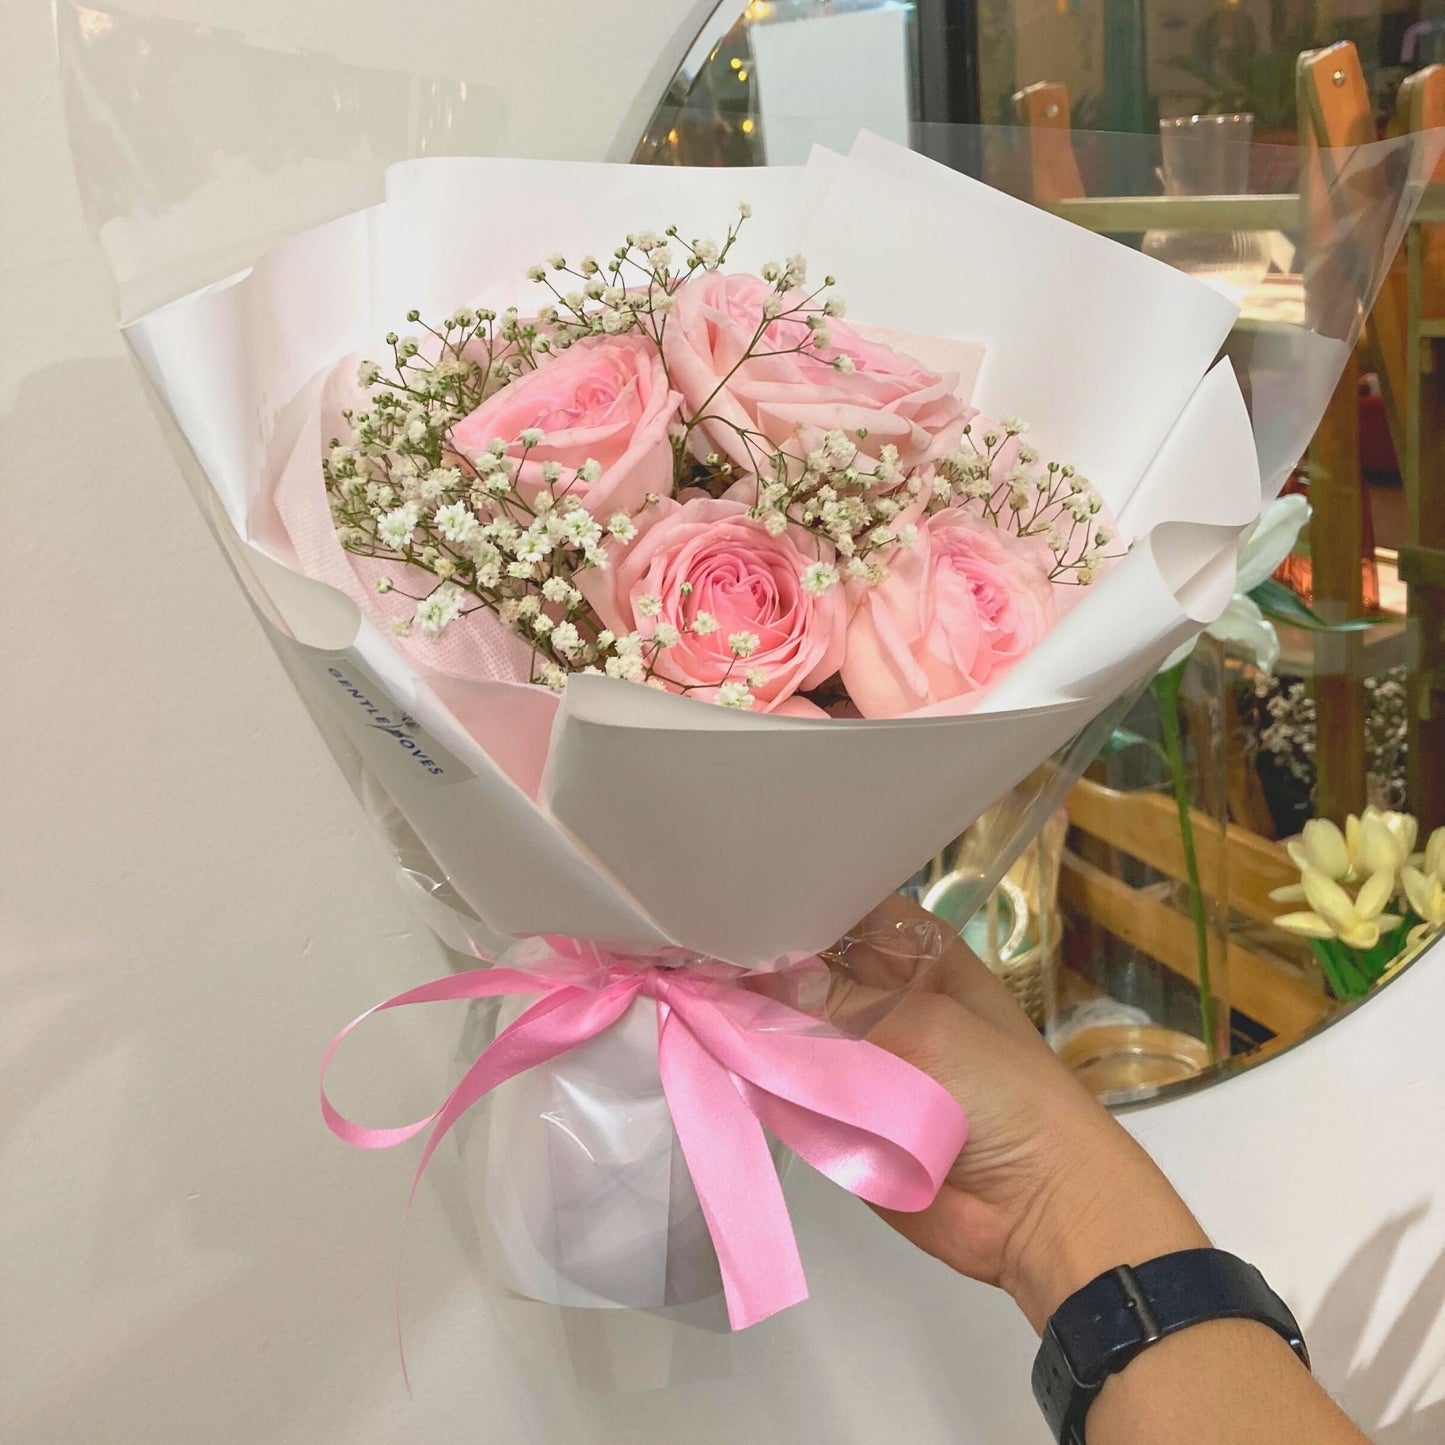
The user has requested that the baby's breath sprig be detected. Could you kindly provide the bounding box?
[524,204,752,365]
[935,421,1126,583]
[327,424,626,687]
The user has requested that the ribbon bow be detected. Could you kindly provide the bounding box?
[321,940,968,1353]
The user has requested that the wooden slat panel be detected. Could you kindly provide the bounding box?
[1065,777,1297,928]
[1060,854,1331,1037]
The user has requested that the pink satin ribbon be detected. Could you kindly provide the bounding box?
[321,941,968,1345]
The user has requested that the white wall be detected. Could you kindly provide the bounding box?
[3,2,1442,1440]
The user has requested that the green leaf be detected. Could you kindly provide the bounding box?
[1247,578,1385,633]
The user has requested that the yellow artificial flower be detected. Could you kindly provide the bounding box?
[1275,867,1402,950]
[1402,865,1445,932]
[1347,806,1417,875]
[1285,817,1351,882]
[1420,826,1445,883]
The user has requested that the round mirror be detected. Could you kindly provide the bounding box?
[630,1,1444,1110]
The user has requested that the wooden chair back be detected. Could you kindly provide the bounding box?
[1395,65,1445,313]
[1011,82,1085,203]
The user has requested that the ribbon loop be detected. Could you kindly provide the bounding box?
[321,943,968,1346]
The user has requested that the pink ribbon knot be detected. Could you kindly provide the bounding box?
[321,940,968,1345]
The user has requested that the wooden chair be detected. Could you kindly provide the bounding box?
[1300,45,1445,829]
[1390,65,1445,829]
[1011,82,1084,203]
[1294,42,1377,821]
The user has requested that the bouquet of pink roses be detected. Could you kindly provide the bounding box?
[296,210,1120,720]
[124,133,1269,1333]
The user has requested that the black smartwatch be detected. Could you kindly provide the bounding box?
[1031,1248,1310,1444]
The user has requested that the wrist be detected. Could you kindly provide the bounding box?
[1002,1121,1209,1334]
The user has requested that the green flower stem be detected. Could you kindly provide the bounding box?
[1153,660,1220,1062]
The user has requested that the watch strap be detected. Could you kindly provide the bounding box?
[1031,1248,1310,1444]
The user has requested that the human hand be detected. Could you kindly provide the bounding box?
[830,893,1208,1332]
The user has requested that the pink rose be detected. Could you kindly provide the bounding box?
[662,272,969,479]
[579,497,846,713]
[841,510,1058,718]
[449,334,682,515]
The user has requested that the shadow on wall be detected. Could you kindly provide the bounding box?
[1305,1207,1445,1444]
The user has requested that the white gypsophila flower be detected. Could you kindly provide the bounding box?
[377,504,420,550]
[356,360,381,386]
[823,430,856,467]
[414,583,466,637]
[761,296,782,321]
[653,292,677,315]
[539,663,568,692]
[761,510,789,537]
[896,523,919,549]
[636,594,663,619]
[653,622,681,648]
[433,501,481,545]
[823,296,846,317]
[745,667,768,689]
[604,654,646,682]
[578,459,601,484]
[391,617,412,637]
[717,681,753,709]
[374,577,394,594]
[520,427,544,448]
[783,254,807,286]
[541,460,563,485]
[607,512,639,543]
[507,560,536,580]
[541,576,574,604]
[729,630,760,658]
[692,610,719,636]
[530,613,554,636]
[526,264,546,281]
[550,621,582,653]
[520,520,559,557]
[738,202,753,219]
[560,511,603,549]
[802,561,840,596]
[694,239,720,265]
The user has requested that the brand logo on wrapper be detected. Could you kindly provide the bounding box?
[327,666,444,774]
[308,650,472,785]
